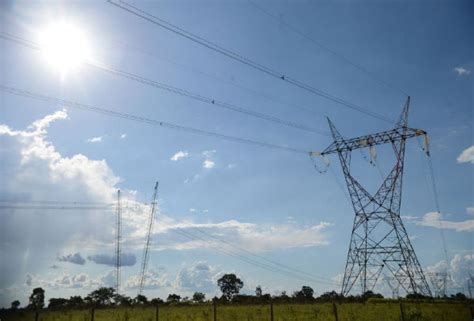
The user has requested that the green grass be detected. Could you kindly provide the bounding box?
[1,302,471,321]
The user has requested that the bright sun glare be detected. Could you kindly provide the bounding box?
[38,21,91,75]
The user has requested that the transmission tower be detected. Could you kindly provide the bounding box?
[321,97,432,297]
[115,189,122,294]
[428,271,448,298]
[138,181,159,295]
[383,274,400,298]
[467,275,474,299]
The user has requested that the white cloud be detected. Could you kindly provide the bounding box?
[175,261,220,292]
[125,267,171,290]
[86,136,103,143]
[457,145,474,164]
[227,163,237,169]
[0,111,127,297]
[202,150,216,169]
[467,207,474,215]
[413,212,474,232]
[427,254,474,290]
[203,159,215,169]
[202,150,216,158]
[28,272,103,290]
[120,134,127,139]
[189,208,196,213]
[152,219,332,253]
[170,150,189,161]
[454,67,471,76]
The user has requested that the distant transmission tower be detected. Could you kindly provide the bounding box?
[321,97,432,296]
[115,189,122,294]
[428,271,448,298]
[467,275,473,299]
[383,274,400,298]
[138,181,159,295]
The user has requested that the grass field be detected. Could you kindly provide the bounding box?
[1,302,472,321]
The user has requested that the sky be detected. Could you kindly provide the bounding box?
[0,0,473,308]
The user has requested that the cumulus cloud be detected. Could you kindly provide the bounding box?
[120,134,127,139]
[152,219,332,253]
[0,111,334,305]
[454,67,471,76]
[126,267,171,290]
[410,212,474,232]
[87,253,136,267]
[202,150,216,169]
[0,110,126,298]
[203,159,215,169]
[175,261,220,292]
[170,150,189,161]
[427,254,474,289]
[46,272,103,289]
[57,253,86,265]
[86,136,103,143]
[457,145,474,164]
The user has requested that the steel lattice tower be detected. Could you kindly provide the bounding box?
[321,97,432,296]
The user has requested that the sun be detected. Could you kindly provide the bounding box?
[38,21,92,76]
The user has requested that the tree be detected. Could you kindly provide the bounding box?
[217,274,244,301]
[28,287,45,309]
[67,296,84,308]
[10,300,20,310]
[450,292,467,300]
[166,294,181,303]
[150,298,164,306]
[85,287,116,306]
[48,298,68,309]
[192,292,206,303]
[293,286,314,301]
[361,291,383,300]
[318,291,342,301]
[255,286,263,297]
[114,294,132,306]
[134,294,148,305]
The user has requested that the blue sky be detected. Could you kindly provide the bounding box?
[0,0,472,307]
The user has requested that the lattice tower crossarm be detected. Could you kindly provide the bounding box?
[320,97,432,297]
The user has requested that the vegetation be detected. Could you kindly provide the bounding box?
[1,274,471,321]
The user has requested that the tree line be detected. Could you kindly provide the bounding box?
[5,273,470,310]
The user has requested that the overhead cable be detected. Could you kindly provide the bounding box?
[0,31,325,135]
[108,0,395,124]
[0,85,310,155]
[247,0,409,97]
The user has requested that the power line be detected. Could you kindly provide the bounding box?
[193,226,337,284]
[426,154,450,265]
[0,85,310,154]
[0,200,114,205]
[108,0,395,124]
[111,39,331,129]
[0,205,113,211]
[0,32,326,136]
[172,227,339,286]
[247,0,409,97]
